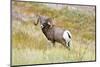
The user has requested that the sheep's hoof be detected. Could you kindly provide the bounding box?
[67,46,70,50]
[65,46,70,50]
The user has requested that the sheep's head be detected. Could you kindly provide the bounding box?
[34,15,54,28]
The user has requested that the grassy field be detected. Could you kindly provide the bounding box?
[12,1,96,66]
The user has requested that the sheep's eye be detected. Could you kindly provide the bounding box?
[41,25,44,28]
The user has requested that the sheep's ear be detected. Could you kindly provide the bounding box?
[47,18,52,25]
[48,21,51,25]
[47,18,55,28]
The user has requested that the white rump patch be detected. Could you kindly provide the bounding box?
[63,30,72,44]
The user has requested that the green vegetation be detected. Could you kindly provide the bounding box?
[12,1,96,65]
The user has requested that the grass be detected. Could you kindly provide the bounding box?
[12,1,96,66]
[12,40,95,65]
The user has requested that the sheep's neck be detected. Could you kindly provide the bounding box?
[42,26,51,35]
[42,26,54,41]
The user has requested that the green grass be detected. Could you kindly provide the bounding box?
[12,1,96,65]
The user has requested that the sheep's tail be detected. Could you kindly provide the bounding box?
[67,31,72,39]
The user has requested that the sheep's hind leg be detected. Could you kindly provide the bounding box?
[62,42,70,50]
[68,41,70,47]
[66,42,70,50]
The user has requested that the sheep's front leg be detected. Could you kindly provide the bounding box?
[47,40,54,48]
[52,41,55,47]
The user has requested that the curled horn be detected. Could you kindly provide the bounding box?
[34,15,40,25]
[47,18,54,27]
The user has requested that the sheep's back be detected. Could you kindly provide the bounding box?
[53,27,65,43]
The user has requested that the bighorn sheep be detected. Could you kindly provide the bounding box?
[34,15,72,49]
